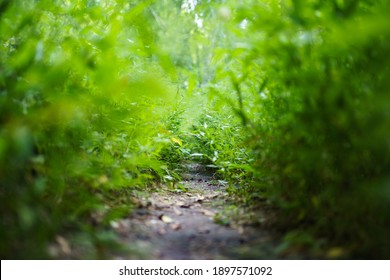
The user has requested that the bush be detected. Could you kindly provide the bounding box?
[223,0,390,257]
[0,0,176,259]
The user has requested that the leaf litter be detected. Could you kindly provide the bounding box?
[113,164,284,259]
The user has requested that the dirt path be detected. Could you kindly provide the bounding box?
[114,164,282,260]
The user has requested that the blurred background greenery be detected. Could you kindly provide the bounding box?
[1,0,389,259]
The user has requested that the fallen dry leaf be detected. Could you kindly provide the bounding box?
[201,209,215,217]
[159,214,174,224]
[56,235,71,255]
[173,207,183,216]
[175,201,184,206]
[170,223,181,231]
[206,194,219,199]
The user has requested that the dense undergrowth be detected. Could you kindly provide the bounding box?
[220,0,390,258]
[0,0,180,258]
[1,0,390,259]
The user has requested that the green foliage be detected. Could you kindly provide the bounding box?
[2,0,390,259]
[214,0,390,258]
[0,0,177,259]
[185,107,253,184]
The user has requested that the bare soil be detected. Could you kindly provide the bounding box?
[113,163,283,259]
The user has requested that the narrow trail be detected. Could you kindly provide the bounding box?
[114,164,283,259]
